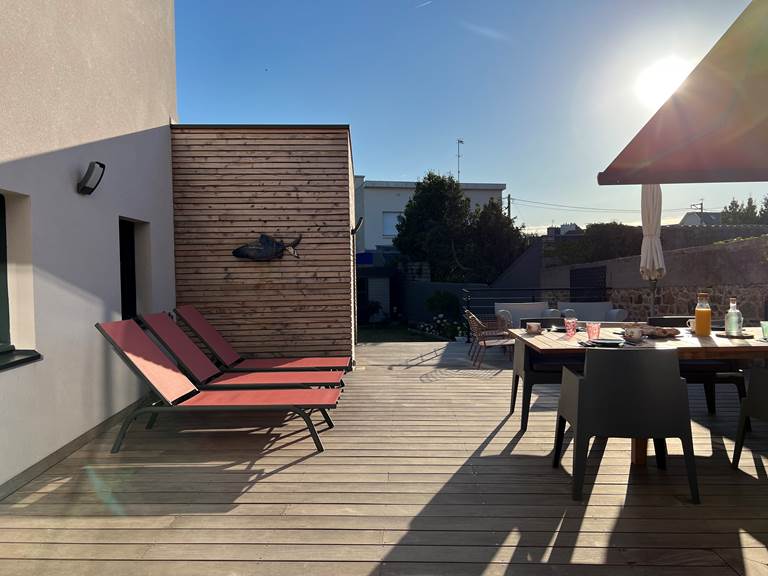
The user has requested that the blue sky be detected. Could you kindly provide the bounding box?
[176,0,763,233]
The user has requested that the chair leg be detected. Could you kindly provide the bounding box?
[652,438,667,470]
[475,346,486,369]
[510,374,520,414]
[145,413,158,430]
[680,433,700,504]
[703,380,717,415]
[319,408,334,429]
[734,379,752,432]
[111,407,144,453]
[553,415,566,468]
[520,381,533,432]
[732,401,748,470]
[293,408,324,452]
[571,431,590,501]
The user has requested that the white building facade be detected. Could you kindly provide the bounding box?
[354,177,506,252]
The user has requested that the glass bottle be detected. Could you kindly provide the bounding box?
[695,292,712,337]
[725,297,743,336]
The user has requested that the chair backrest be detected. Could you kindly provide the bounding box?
[605,308,628,322]
[496,310,513,330]
[542,308,562,318]
[648,316,693,327]
[580,348,689,437]
[557,301,614,321]
[141,312,220,384]
[494,302,549,329]
[96,320,198,405]
[175,305,241,367]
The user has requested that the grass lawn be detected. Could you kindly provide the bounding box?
[357,325,448,343]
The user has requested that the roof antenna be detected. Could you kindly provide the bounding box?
[456,138,464,184]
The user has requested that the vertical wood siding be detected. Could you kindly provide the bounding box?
[171,125,355,358]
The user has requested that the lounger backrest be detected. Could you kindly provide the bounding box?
[141,312,220,383]
[97,320,197,405]
[175,305,241,367]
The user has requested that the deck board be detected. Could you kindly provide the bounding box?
[1,341,767,575]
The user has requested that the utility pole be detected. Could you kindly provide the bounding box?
[691,199,704,214]
[507,195,512,220]
[456,138,464,184]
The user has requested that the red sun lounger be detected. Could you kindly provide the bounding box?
[141,313,345,390]
[96,319,339,452]
[175,305,352,372]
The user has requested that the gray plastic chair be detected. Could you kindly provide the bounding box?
[650,316,746,415]
[733,367,768,469]
[542,308,562,318]
[605,308,628,322]
[552,348,699,503]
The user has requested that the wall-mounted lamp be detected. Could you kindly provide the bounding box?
[77,161,106,195]
[351,217,364,236]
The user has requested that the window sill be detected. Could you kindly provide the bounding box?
[0,349,42,372]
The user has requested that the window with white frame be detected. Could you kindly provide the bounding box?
[382,212,402,238]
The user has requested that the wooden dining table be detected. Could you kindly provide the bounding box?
[508,325,768,464]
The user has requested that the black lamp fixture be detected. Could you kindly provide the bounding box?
[77,161,106,195]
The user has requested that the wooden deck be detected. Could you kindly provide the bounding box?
[1,342,767,575]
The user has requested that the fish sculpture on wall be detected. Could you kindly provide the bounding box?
[232,234,302,261]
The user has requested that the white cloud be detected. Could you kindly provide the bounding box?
[460,20,509,42]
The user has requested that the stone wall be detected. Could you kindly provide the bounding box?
[543,236,768,323]
[610,284,767,324]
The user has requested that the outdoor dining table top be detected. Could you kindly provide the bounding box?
[508,326,768,360]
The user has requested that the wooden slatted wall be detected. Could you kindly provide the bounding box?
[171,125,355,359]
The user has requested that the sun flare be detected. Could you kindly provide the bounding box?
[634,55,692,110]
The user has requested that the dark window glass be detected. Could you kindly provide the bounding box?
[119,219,137,320]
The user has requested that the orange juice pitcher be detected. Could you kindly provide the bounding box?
[695,292,711,337]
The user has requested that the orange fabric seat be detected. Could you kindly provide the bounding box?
[209,370,344,387]
[182,388,340,409]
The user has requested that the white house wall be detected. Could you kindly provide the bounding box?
[0,1,177,488]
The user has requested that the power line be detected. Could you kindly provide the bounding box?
[510,197,708,214]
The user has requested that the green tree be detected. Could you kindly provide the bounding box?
[759,195,768,224]
[394,172,471,282]
[394,172,529,283]
[467,199,530,283]
[721,196,764,224]
[551,222,642,265]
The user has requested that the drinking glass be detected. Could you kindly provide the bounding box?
[564,317,578,337]
[761,321,768,340]
[586,321,601,340]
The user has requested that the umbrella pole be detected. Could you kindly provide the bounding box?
[649,279,658,318]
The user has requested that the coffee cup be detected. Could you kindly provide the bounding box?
[526,322,542,335]
[686,318,696,334]
[624,326,643,342]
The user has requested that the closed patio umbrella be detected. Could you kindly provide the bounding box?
[640,183,665,317]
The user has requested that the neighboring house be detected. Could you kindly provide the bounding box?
[354,176,505,252]
[353,176,504,322]
[678,211,722,226]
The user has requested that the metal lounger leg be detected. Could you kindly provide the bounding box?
[319,408,334,429]
[112,407,149,453]
[292,408,324,452]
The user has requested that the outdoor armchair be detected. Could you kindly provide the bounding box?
[650,315,746,416]
[732,367,768,469]
[552,348,699,503]
[96,319,340,453]
[175,305,352,372]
